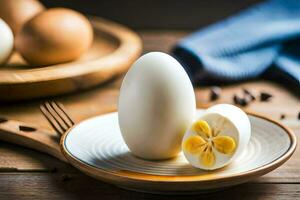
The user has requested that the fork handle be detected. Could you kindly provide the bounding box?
[0,118,68,163]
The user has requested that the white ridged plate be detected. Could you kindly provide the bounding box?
[61,110,296,194]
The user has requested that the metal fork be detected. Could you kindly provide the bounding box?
[40,101,75,135]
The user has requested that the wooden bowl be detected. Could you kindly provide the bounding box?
[60,109,297,194]
[0,17,142,101]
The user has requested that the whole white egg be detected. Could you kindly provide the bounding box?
[118,52,196,160]
[0,18,13,65]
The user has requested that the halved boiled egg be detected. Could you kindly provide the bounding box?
[182,104,251,170]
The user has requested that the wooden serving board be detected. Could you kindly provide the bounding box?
[0,17,142,101]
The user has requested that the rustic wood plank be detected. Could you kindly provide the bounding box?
[0,80,299,182]
[0,173,299,200]
[0,81,300,175]
[1,81,299,180]
[0,31,299,185]
[0,142,73,172]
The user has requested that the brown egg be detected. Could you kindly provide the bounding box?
[0,0,45,35]
[15,8,94,66]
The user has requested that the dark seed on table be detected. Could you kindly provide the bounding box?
[233,95,248,107]
[243,88,256,101]
[260,92,273,102]
[19,125,37,132]
[209,86,221,101]
[280,114,286,120]
[298,112,300,120]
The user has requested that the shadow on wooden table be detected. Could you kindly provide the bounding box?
[2,172,294,200]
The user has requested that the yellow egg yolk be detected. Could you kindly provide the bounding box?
[183,120,236,167]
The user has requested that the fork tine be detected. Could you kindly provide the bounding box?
[40,101,74,135]
[48,101,73,129]
[51,101,75,126]
[40,104,64,135]
[44,101,68,132]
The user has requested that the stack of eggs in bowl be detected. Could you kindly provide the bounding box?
[0,0,93,66]
[118,52,251,170]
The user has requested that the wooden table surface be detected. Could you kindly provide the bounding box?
[0,31,299,200]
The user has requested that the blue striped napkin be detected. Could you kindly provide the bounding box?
[172,0,300,87]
